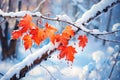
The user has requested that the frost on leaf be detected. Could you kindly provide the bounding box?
[58,46,76,62]
[78,35,88,50]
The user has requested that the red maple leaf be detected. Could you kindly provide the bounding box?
[11,30,22,39]
[22,34,32,50]
[11,14,36,40]
[30,27,45,45]
[18,14,36,32]
[52,34,68,45]
[62,26,74,39]
[45,22,58,43]
[78,35,88,49]
[58,46,76,62]
[52,26,74,45]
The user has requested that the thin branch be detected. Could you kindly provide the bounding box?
[91,34,120,43]
[96,29,120,35]
[32,0,46,12]
[108,49,120,80]
[40,65,57,80]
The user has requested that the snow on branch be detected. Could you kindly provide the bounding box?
[75,0,120,26]
[0,42,58,80]
[0,10,41,17]
[0,0,120,80]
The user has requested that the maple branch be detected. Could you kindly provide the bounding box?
[1,0,120,80]
[40,16,120,43]
[0,0,119,43]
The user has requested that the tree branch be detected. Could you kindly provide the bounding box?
[108,49,120,79]
[40,64,56,80]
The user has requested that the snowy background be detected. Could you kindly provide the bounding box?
[0,0,120,80]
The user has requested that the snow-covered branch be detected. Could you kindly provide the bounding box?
[0,0,119,43]
[0,0,120,80]
[0,42,58,80]
[75,0,120,26]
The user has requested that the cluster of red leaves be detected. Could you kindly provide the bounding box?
[11,14,88,63]
[12,14,57,50]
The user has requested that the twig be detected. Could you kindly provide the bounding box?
[40,64,56,80]
[91,34,120,43]
[96,29,120,35]
[108,49,120,80]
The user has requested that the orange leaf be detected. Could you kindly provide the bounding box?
[18,14,35,31]
[23,34,32,50]
[11,30,22,39]
[30,27,45,45]
[45,22,57,42]
[78,35,88,49]
[52,34,68,45]
[62,26,74,39]
[58,46,76,62]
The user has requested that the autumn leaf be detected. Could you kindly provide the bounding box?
[45,22,57,42]
[11,30,22,39]
[78,35,88,49]
[30,27,45,45]
[62,26,74,39]
[52,34,68,45]
[18,14,35,32]
[23,34,32,50]
[52,26,74,45]
[58,46,76,62]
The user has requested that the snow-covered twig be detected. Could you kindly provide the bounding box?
[75,0,120,26]
[108,49,120,79]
